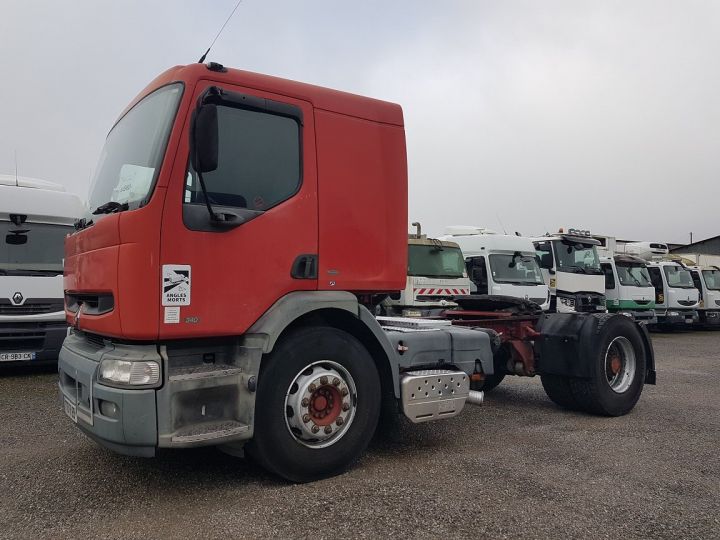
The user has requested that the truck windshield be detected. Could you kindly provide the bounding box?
[489,254,544,285]
[663,266,695,289]
[1,221,73,274]
[554,241,602,274]
[616,263,652,287]
[702,269,720,290]
[408,245,465,278]
[87,83,183,214]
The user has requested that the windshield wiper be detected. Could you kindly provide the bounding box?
[92,201,129,215]
[74,217,94,231]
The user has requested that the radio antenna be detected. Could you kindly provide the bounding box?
[496,213,508,235]
[198,0,243,64]
[14,150,18,186]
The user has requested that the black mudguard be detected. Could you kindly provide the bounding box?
[535,313,656,384]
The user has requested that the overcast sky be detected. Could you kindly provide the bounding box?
[1,0,718,244]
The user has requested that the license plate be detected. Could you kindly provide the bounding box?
[64,397,78,423]
[0,351,36,362]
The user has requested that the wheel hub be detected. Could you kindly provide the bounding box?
[604,336,637,394]
[285,362,356,448]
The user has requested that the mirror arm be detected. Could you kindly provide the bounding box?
[195,170,220,221]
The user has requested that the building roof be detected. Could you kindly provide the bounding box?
[670,235,720,254]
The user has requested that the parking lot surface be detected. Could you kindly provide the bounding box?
[1,331,718,539]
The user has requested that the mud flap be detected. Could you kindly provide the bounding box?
[535,313,656,384]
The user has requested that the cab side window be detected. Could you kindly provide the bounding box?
[466,256,488,295]
[690,271,703,300]
[647,267,664,303]
[185,105,301,211]
[601,263,615,289]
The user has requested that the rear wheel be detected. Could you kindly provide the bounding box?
[246,327,381,482]
[540,374,579,410]
[569,316,646,416]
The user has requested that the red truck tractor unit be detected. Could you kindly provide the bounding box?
[59,63,656,482]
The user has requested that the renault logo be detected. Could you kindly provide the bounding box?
[11,292,23,305]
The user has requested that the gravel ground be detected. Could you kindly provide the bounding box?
[1,331,719,539]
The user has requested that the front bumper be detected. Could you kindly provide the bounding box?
[58,331,260,457]
[58,333,159,456]
[555,291,606,314]
[0,321,67,366]
[611,310,657,325]
[698,310,720,327]
[656,309,699,326]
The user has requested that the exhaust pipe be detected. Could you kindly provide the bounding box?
[466,390,484,406]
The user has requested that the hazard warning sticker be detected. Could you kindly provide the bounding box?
[162,265,191,306]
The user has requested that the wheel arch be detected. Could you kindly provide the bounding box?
[243,291,400,397]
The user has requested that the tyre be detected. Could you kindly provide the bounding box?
[540,374,580,410]
[569,316,646,416]
[245,326,381,482]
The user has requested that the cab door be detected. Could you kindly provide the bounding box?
[647,267,665,306]
[158,80,317,338]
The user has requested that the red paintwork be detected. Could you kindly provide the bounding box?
[65,64,408,340]
[446,311,541,375]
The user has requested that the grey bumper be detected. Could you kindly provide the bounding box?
[58,331,261,457]
[58,333,159,457]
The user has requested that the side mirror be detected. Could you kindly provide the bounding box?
[191,104,219,173]
[6,233,28,245]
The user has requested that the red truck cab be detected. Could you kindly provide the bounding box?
[64,63,408,340]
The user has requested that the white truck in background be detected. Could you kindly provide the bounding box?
[532,229,606,313]
[645,260,700,328]
[687,265,720,328]
[379,223,471,317]
[440,226,550,310]
[600,255,657,324]
[0,175,84,365]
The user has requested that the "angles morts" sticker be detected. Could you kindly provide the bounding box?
[162,264,191,306]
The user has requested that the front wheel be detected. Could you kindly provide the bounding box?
[245,326,381,482]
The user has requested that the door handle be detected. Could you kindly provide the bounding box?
[291,254,318,279]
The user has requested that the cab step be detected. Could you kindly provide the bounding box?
[171,421,249,444]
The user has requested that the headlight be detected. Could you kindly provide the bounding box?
[668,311,680,317]
[98,359,161,387]
[620,312,633,318]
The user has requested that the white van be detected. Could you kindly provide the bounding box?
[687,265,720,328]
[531,232,605,313]
[441,227,550,310]
[600,255,656,324]
[645,260,699,327]
[0,175,84,365]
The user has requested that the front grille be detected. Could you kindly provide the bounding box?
[84,332,107,349]
[678,300,697,307]
[529,297,546,305]
[0,299,64,315]
[65,293,114,315]
[634,300,651,306]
